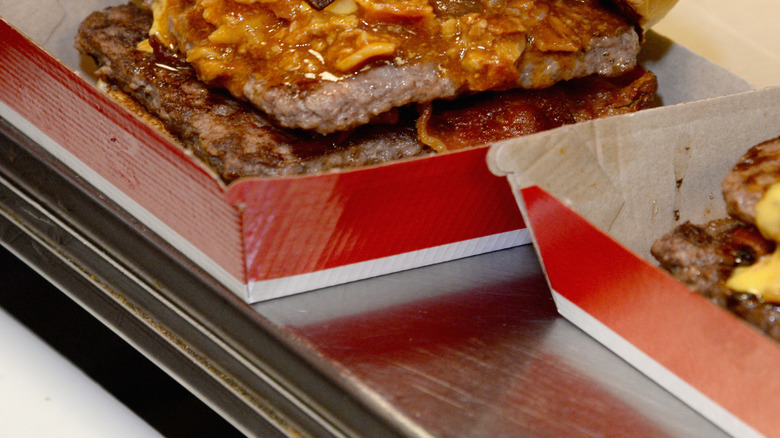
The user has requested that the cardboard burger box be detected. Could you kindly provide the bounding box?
[0,2,752,302]
[488,85,780,437]
[0,2,529,302]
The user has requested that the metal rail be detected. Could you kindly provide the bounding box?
[0,115,417,438]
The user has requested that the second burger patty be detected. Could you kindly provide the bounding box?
[75,3,430,182]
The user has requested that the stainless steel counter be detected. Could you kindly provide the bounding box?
[257,245,728,437]
[0,113,727,437]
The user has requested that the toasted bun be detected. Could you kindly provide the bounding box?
[613,0,678,28]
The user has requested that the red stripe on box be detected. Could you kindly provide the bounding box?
[0,20,244,282]
[521,185,780,435]
[227,147,525,281]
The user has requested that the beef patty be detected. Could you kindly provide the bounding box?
[651,218,773,303]
[723,137,780,226]
[151,0,641,133]
[651,218,780,340]
[75,3,429,182]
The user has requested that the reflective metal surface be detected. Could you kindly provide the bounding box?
[0,112,728,437]
[258,246,728,437]
[0,116,412,438]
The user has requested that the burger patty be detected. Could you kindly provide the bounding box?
[75,3,657,182]
[248,30,639,134]
[651,218,772,303]
[722,137,780,226]
[651,218,780,340]
[75,3,429,182]
[153,0,642,133]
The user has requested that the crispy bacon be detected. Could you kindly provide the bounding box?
[417,67,658,152]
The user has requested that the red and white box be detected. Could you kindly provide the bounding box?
[0,2,752,302]
[0,6,531,302]
[489,85,780,437]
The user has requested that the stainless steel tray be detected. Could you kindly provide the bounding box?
[0,115,726,437]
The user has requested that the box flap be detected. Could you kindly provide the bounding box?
[489,86,780,257]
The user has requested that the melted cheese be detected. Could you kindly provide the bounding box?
[325,0,359,14]
[136,38,153,53]
[136,0,171,53]
[756,182,780,240]
[150,0,172,46]
[726,182,780,302]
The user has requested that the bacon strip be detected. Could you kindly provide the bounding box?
[418,67,658,152]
